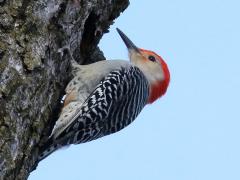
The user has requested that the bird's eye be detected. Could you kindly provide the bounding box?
[148,55,156,62]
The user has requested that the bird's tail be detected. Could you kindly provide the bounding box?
[37,138,59,162]
[37,133,73,163]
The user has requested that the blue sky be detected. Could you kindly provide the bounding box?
[29,0,240,179]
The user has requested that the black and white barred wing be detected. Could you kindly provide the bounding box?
[54,66,149,145]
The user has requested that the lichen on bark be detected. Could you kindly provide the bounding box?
[0,0,129,179]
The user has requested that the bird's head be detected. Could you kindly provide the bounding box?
[117,28,170,104]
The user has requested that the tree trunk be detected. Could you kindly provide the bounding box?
[0,0,129,179]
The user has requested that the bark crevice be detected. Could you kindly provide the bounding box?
[0,0,129,179]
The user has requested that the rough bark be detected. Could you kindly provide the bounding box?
[0,0,129,179]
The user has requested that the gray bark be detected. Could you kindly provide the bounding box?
[0,0,129,179]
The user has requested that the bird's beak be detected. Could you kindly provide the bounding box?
[116,28,141,54]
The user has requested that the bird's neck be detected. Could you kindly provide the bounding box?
[147,79,169,104]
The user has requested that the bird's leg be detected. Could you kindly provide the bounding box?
[58,44,76,63]
[58,44,82,76]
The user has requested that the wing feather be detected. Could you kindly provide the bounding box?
[50,66,149,144]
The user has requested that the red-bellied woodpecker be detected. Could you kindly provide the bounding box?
[38,28,170,161]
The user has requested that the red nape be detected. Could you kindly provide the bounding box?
[148,59,170,104]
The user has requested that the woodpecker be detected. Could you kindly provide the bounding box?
[38,28,170,161]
